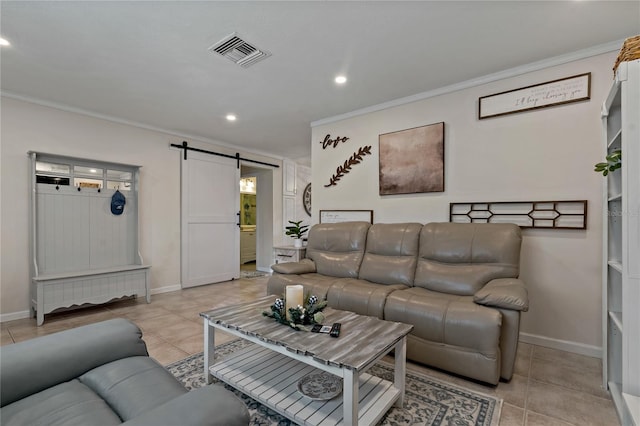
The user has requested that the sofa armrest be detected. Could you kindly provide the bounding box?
[474,278,529,312]
[271,258,316,274]
[0,318,148,407]
[121,385,250,426]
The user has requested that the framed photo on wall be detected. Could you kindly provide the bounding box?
[379,122,445,195]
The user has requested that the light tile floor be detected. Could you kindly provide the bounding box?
[1,277,619,426]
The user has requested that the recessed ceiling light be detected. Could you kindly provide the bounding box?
[335,75,347,84]
[0,38,10,47]
[226,114,237,121]
[90,169,97,173]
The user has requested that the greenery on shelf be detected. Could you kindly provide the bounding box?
[595,149,621,176]
[285,220,309,239]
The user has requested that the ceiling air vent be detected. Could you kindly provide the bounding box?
[208,33,271,68]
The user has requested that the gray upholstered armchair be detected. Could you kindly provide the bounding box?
[0,318,249,426]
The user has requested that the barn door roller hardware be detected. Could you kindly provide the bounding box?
[170,141,280,169]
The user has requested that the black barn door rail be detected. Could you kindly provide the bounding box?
[170,141,280,169]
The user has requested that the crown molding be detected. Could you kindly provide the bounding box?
[311,39,623,127]
[0,91,286,162]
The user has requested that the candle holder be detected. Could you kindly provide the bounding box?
[263,293,327,331]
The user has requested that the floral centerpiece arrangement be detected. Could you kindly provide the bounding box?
[263,293,327,331]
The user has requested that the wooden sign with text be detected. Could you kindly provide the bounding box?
[319,134,349,149]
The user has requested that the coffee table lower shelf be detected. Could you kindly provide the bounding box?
[210,344,400,426]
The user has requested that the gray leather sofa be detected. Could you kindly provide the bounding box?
[268,222,529,385]
[0,318,249,426]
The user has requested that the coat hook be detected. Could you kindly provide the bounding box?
[55,185,59,191]
[77,187,81,192]
[97,188,101,193]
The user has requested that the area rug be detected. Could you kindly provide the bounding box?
[166,340,502,426]
[240,270,269,279]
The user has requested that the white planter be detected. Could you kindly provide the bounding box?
[293,238,303,248]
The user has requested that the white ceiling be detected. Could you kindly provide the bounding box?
[1,1,638,160]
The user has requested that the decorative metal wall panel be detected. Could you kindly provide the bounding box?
[449,200,587,230]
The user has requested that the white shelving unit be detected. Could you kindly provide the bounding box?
[602,59,640,426]
[240,229,257,264]
[29,152,150,325]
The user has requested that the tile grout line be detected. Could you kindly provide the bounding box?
[7,328,16,344]
[527,353,616,402]
[525,350,606,426]
[522,346,532,425]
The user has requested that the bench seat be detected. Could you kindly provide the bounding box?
[31,265,150,326]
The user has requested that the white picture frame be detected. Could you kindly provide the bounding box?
[319,210,373,224]
[479,73,591,119]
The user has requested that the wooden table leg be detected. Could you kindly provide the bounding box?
[203,320,215,384]
[394,337,407,407]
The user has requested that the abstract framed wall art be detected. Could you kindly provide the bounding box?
[378,122,444,195]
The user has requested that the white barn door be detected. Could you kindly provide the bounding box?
[181,151,240,288]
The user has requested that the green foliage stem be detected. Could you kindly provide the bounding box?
[594,149,621,176]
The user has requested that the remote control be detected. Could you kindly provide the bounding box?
[312,324,332,333]
[329,322,341,338]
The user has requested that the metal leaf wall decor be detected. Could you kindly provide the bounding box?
[324,145,372,187]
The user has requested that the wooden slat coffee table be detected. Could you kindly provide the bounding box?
[200,295,413,426]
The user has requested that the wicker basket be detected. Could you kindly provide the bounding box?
[613,35,640,77]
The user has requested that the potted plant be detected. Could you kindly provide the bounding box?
[595,149,621,176]
[285,220,309,248]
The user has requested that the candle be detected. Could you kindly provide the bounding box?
[285,285,304,321]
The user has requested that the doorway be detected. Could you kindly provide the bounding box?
[240,176,257,272]
[240,164,274,275]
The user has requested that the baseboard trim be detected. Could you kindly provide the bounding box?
[256,266,271,273]
[0,310,31,323]
[0,286,182,323]
[520,332,602,358]
[150,284,182,295]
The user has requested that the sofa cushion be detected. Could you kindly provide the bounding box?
[267,272,339,300]
[414,223,521,295]
[327,279,408,318]
[0,379,122,426]
[271,259,316,275]
[305,222,370,278]
[384,287,501,354]
[121,385,250,426]
[0,318,148,407]
[404,335,501,385]
[358,223,422,286]
[79,356,186,422]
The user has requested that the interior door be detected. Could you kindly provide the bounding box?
[181,151,239,288]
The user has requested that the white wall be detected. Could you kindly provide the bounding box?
[296,164,312,228]
[0,97,283,319]
[253,167,275,272]
[311,52,617,355]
